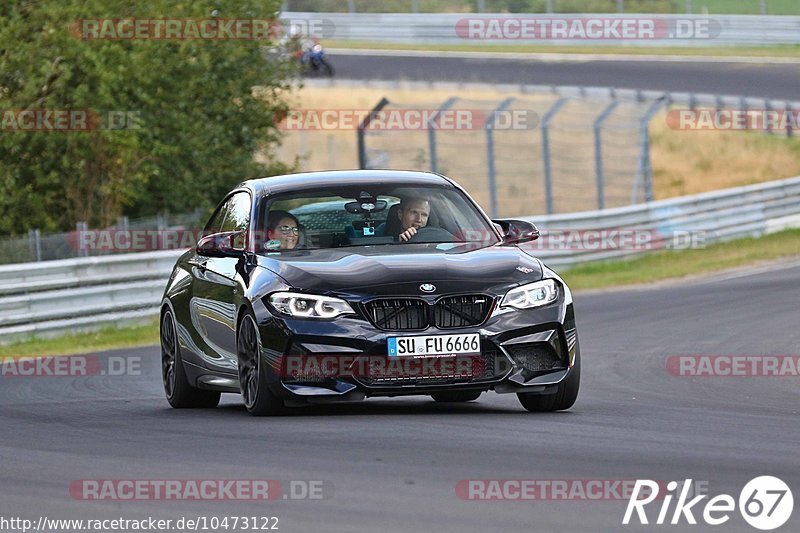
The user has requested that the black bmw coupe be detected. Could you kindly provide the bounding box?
[160,170,580,415]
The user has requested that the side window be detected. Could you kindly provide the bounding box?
[221,192,252,248]
[204,204,228,235]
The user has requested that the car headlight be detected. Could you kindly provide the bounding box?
[500,279,559,309]
[268,292,355,319]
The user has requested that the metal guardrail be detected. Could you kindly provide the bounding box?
[1,176,800,343]
[285,12,800,47]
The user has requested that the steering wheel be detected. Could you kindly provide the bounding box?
[407,226,456,243]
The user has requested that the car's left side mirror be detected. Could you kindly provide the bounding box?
[492,219,540,245]
[196,231,245,257]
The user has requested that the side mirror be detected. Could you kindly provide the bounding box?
[492,219,540,245]
[196,231,245,257]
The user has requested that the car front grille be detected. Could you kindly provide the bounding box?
[364,295,493,331]
[434,295,493,328]
[365,298,428,330]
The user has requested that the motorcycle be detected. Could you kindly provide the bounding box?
[301,41,334,77]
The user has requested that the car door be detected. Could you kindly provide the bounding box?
[190,191,252,373]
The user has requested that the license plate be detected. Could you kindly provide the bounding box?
[387,333,480,357]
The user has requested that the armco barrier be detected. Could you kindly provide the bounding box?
[285,12,800,47]
[1,176,799,342]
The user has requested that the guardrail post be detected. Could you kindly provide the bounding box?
[485,97,515,218]
[76,221,88,257]
[541,97,568,215]
[428,97,459,174]
[634,96,668,204]
[357,97,390,169]
[28,229,42,262]
[594,98,620,211]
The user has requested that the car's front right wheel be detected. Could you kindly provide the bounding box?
[237,313,285,416]
[517,350,580,412]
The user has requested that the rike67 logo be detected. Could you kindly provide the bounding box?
[624,476,793,530]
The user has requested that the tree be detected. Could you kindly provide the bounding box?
[0,0,295,234]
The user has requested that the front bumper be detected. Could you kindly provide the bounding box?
[252,294,579,403]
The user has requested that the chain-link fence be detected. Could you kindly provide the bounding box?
[0,210,206,265]
[358,88,662,217]
[357,85,797,218]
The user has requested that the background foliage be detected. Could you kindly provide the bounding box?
[0,0,295,234]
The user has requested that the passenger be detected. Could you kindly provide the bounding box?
[266,210,300,250]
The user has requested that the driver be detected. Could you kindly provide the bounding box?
[396,197,430,242]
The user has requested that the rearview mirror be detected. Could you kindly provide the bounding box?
[492,219,540,245]
[196,231,245,257]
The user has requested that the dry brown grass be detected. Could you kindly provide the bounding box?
[272,84,800,213]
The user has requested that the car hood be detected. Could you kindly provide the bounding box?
[255,245,543,296]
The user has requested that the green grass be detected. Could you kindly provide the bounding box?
[0,319,159,358]
[3,229,800,356]
[328,40,800,58]
[561,228,800,290]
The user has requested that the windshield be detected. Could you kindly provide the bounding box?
[255,184,499,253]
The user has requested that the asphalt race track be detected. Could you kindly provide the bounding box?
[2,261,798,532]
[333,52,800,100]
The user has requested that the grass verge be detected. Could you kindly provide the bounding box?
[561,228,800,290]
[4,229,800,356]
[327,40,800,58]
[0,319,159,358]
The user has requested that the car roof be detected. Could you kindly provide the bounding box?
[239,169,454,195]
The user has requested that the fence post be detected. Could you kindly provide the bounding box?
[428,97,459,174]
[686,0,693,13]
[634,96,668,204]
[617,0,624,13]
[787,103,794,138]
[546,0,553,13]
[541,97,568,215]
[357,97,390,169]
[594,97,620,210]
[478,0,486,13]
[28,228,42,262]
[485,97,515,219]
[765,100,773,135]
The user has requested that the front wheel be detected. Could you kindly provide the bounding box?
[431,391,481,403]
[161,310,220,408]
[318,58,334,77]
[517,351,580,412]
[237,314,285,416]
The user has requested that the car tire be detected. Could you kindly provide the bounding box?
[517,350,580,412]
[161,310,221,408]
[431,391,482,403]
[237,313,285,416]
